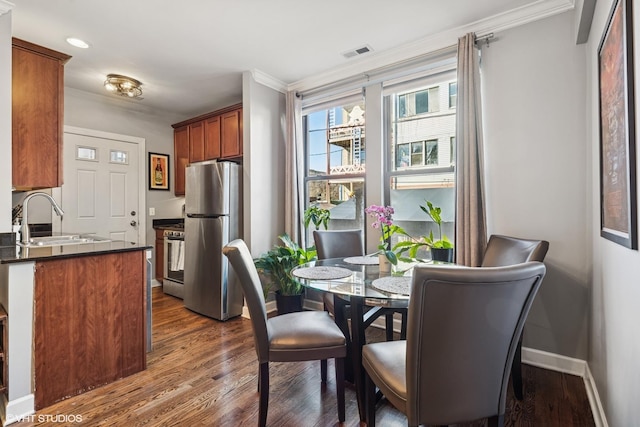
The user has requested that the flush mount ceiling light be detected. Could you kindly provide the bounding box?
[104,74,143,98]
[66,37,90,49]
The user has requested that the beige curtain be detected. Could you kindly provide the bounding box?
[455,33,487,266]
[284,91,306,248]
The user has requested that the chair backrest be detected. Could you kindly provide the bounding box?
[313,229,364,260]
[222,239,269,363]
[405,262,546,425]
[481,234,549,267]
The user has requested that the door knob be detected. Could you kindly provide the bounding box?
[131,211,137,216]
[130,220,137,226]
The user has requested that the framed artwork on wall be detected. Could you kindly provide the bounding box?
[149,152,170,191]
[598,0,638,249]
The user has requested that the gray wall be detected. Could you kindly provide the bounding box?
[242,72,286,256]
[483,11,589,360]
[588,0,640,424]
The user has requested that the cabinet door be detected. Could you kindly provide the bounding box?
[174,126,189,196]
[220,109,242,158]
[189,121,205,163]
[12,40,70,190]
[155,230,164,283]
[204,115,221,160]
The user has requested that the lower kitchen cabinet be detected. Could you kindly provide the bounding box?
[33,251,146,409]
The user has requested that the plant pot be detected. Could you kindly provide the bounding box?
[378,254,391,274]
[431,247,454,263]
[275,291,303,315]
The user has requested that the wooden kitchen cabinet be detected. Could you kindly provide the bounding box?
[33,251,146,409]
[174,125,189,196]
[172,104,242,196]
[155,229,164,283]
[221,108,243,159]
[204,115,221,159]
[12,38,71,190]
[189,121,205,163]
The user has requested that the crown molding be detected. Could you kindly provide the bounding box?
[289,0,574,93]
[250,69,287,94]
[0,0,14,15]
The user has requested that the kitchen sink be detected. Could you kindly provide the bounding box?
[18,234,111,247]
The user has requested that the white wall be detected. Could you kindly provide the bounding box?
[242,71,286,256]
[0,9,11,233]
[588,0,640,424]
[64,88,184,271]
[482,11,589,359]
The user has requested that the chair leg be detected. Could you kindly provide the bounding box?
[385,313,394,341]
[335,357,345,422]
[321,359,327,383]
[400,309,408,340]
[258,362,269,427]
[488,414,505,427]
[512,333,524,400]
[365,370,376,427]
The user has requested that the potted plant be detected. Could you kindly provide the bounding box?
[394,200,454,263]
[254,233,317,314]
[365,204,409,271]
[304,205,331,231]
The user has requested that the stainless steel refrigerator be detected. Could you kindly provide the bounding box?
[184,160,243,320]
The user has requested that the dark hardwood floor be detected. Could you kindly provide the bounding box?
[11,288,595,426]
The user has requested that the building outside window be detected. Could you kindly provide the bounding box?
[303,98,365,241]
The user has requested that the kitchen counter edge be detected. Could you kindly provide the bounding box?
[0,241,153,264]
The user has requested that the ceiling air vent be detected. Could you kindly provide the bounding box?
[342,45,373,59]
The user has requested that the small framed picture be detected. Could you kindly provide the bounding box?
[149,152,170,191]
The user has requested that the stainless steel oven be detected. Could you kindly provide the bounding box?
[163,229,185,299]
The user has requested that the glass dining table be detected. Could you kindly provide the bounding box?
[292,256,422,422]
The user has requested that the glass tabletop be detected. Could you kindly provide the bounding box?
[292,257,429,307]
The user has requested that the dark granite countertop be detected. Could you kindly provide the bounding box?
[152,218,184,231]
[0,240,152,264]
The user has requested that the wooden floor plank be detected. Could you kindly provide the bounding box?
[8,288,595,426]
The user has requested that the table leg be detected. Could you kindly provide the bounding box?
[350,297,366,422]
[333,295,353,382]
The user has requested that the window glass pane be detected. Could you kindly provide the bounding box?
[428,87,440,112]
[396,143,410,168]
[305,179,364,241]
[410,142,423,165]
[77,146,97,161]
[425,140,438,165]
[110,150,128,164]
[415,90,428,114]
[449,82,457,108]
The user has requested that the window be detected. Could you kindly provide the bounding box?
[303,98,366,240]
[385,73,457,258]
[449,82,457,108]
[397,87,439,118]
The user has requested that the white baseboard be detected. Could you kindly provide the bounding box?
[2,394,35,426]
[583,364,609,427]
[242,300,277,319]
[521,347,586,377]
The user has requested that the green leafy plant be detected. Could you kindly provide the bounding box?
[304,206,331,231]
[254,233,317,296]
[394,200,453,260]
[365,204,409,265]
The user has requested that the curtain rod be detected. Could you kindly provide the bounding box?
[297,32,495,100]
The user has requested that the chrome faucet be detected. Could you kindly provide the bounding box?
[20,192,65,244]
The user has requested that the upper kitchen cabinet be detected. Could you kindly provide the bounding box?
[12,38,71,191]
[172,104,242,196]
[173,125,189,196]
[220,108,242,159]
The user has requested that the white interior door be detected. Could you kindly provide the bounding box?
[57,128,145,244]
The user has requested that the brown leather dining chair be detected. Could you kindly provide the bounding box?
[481,234,549,400]
[223,239,347,427]
[313,229,408,341]
[363,262,546,427]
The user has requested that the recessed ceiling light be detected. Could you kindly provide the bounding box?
[66,37,90,49]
